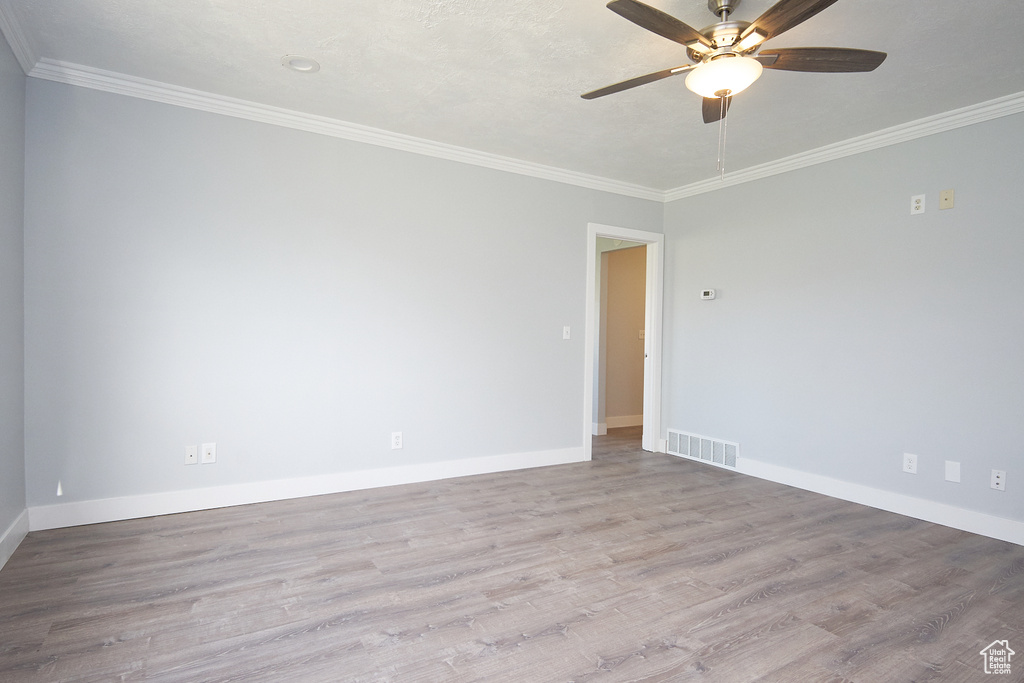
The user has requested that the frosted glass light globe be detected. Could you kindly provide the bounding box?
[685,56,763,98]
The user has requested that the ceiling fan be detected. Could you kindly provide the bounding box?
[582,0,887,123]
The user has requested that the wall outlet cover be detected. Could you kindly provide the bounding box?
[939,189,955,210]
[910,194,925,215]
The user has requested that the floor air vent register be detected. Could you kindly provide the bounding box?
[667,430,739,469]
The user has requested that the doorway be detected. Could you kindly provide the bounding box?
[595,241,646,436]
[582,223,664,459]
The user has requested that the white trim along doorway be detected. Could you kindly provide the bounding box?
[583,223,664,459]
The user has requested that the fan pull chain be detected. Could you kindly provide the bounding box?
[716,90,731,180]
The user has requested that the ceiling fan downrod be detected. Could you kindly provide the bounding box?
[708,0,739,20]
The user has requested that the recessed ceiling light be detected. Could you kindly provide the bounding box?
[281,55,320,73]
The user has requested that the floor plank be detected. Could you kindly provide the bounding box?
[2,427,1022,682]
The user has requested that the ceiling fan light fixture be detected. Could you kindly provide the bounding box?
[685,55,763,98]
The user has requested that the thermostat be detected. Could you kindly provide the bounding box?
[701,289,716,300]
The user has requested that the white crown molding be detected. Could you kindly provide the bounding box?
[665,91,1024,202]
[0,0,38,73]
[27,58,664,202]
[20,57,1024,205]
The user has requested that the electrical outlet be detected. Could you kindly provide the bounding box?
[944,460,960,483]
[991,469,1006,491]
[391,432,403,449]
[910,194,925,215]
[185,445,198,465]
[201,442,216,464]
[903,453,918,474]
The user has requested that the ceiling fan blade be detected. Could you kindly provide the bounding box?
[702,95,732,124]
[742,0,840,41]
[759,47,887,72]
[607,0,712,48]
[581,64,694,100]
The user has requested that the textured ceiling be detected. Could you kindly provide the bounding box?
[3,0,1024,191]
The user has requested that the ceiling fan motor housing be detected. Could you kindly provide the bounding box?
[686,20,752,62]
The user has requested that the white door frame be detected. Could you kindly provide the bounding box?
[583,223,665,459]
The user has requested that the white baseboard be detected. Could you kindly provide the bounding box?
[27,447,586,532]
[606,415,643,428]
[592,422,607,436]
[0,510,29,570]
[737,457,1024,546]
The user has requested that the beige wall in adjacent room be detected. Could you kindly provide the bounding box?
[604,245,646,425]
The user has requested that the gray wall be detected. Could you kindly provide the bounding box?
[23,79,662,506]
[663,112,1024,522]
[15,62,1023,531]
[0,31,26,534]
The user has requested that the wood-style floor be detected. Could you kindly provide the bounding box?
[2,428,1023,682]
